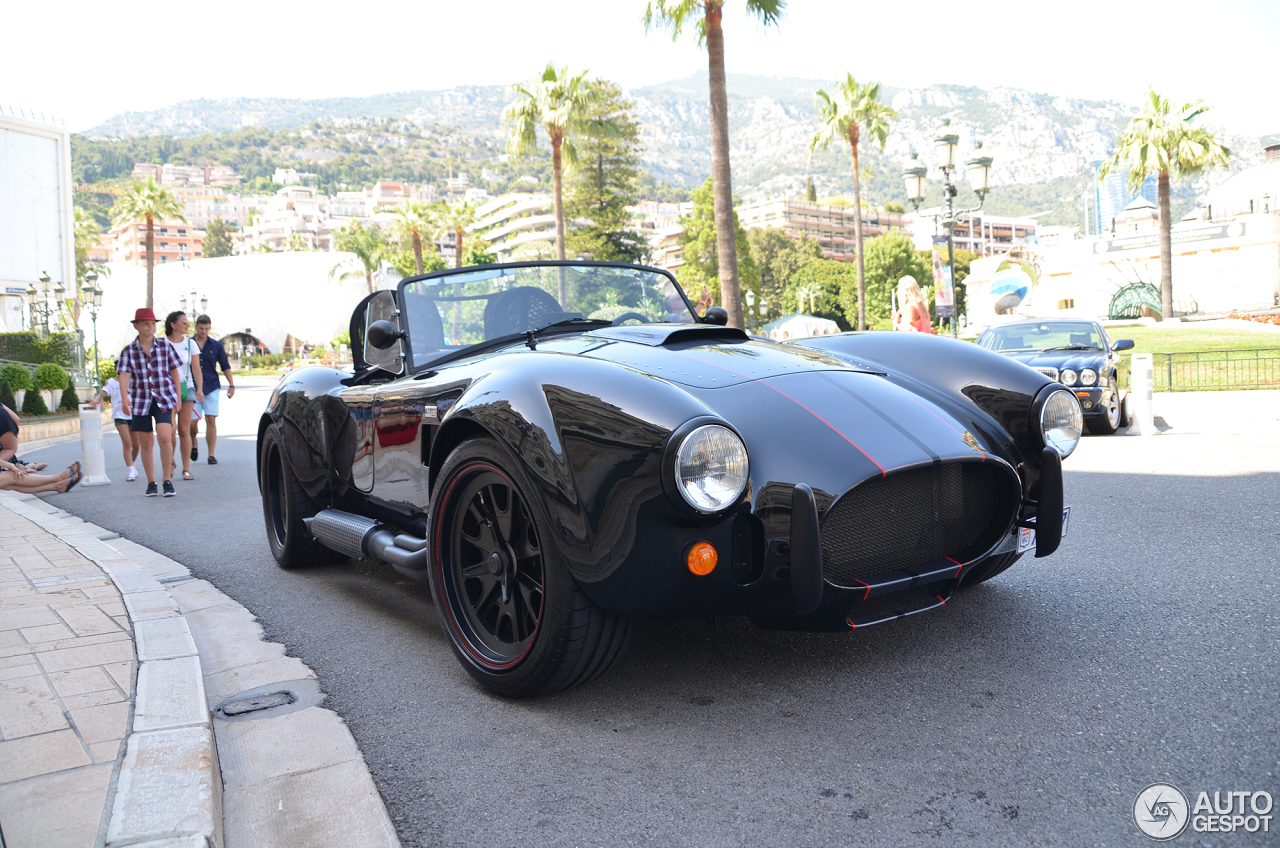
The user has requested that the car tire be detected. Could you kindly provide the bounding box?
[1086,384,1122,435]
[261,426,346,568]
[1117,390,1129,428]
[958,551,1021,590]
[429,437,630,697]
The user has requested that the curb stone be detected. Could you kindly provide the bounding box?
[0,491,223,848]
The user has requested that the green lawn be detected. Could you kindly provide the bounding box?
[1109,326,1280,355]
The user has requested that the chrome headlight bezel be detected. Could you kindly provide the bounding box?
[1059,368,1078,386]
[1031,385,1084,459]
[662,418,750,516]
[1079,368,1098,386]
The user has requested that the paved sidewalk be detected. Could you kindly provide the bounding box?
[0,490,400,848]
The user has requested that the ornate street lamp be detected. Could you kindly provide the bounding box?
[903,121,995,337]
[83,272,103,387]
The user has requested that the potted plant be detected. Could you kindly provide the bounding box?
[0,363,33,411]
[34,363,68,413]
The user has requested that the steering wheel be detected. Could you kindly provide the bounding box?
[611,312,652,325]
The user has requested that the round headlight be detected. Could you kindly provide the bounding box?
[1079,368,1097,386]
[1040,390,1084,458]
[675,425,749,512]
[1059,369,1078,386]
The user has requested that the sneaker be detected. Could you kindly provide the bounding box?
[162,480,176,497]
[126,467,137,482]
[208,456,218,465]
[191,446,198,462]
[145,482,158,497]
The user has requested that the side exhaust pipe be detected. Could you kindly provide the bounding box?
[304,510,431,580]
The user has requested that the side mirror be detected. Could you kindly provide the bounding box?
[702,306,729,326]
[1113,339,1134,352]
[367,319,403,350]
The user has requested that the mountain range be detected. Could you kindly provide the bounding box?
[85,74,1273,228]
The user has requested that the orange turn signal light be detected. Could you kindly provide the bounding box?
[1074,391,1090,397]
[687,542,718,576]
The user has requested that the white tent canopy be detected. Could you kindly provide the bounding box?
[78,252,398,360]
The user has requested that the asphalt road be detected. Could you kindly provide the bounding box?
[26,380,1280,847]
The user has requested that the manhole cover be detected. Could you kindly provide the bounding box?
[216,691,295,717]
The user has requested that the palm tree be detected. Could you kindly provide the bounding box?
[644,1,785,329]
[809,75,896,331]
[72,208,103,321]
[111,177,185,308]
[503,63,608,305]
[330,222,386,294]
[391,201,438,275]
[435,201,479,269]
[1101,88,1230,319]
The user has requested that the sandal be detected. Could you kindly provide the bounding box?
[182,470,194,481]
[63,466,82,493]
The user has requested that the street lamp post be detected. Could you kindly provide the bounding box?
[902,119,994,337]
[82,273,104,388]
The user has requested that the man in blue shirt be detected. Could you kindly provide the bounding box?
[191,315,236,464]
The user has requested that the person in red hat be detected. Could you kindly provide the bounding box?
[117,308,182,497]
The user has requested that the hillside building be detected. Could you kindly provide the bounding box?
[907,209,1037,256]
[473,193,558,258]
[235,186,338,254]
[736,199,908,260]
[170,185,247,228]
[110,220,203,265]
[131,163,241,187]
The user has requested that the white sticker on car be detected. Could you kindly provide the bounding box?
[1017,506,1071,554]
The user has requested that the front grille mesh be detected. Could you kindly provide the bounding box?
[820,463,1007,588]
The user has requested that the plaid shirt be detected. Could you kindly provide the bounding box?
[118,337,181,413]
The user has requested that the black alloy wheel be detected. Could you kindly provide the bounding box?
[430,438,630,697]
[260,426,344,568]
[441,465,545,666]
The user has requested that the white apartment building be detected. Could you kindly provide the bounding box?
[236,186,340,254]
[473,193,560,257]
[171,186,248,228]
[907,209,1037,256]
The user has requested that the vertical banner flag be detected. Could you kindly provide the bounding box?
[932,236,954,319]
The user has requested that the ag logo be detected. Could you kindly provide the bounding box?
[1134,783,1190,840]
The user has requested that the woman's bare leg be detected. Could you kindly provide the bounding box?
[177,401,194,475]
[0,431,16,463]
[0,466,71,494]
[114,422,135,469]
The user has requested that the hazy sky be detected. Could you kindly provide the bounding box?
[5,0,1277,136]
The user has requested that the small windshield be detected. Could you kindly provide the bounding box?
[400,263,695,366]
[979,322,1103,352]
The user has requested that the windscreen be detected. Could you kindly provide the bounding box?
[400,264,695,364]
[980,322,1102,352]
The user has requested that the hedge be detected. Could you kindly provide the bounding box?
[59,386,81,411]
[21,387,48,415]
[0,363,33,392]
[34,362,69,392]
[0,332,78,367]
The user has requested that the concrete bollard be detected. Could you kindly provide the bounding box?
[1128,353,1155,436]
[78,404,111,486]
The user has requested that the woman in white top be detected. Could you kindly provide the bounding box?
[164,311,204,481]
[91,363,142,481]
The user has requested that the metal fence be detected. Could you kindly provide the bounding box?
[1123,349,1280,392]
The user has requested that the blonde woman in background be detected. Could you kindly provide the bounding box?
[893,275,933,333]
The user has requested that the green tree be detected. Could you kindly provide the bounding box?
[809,74,897,331]
[284,233,312,252]
[203,217,234,258]
[464,236,497,267]
[1100,88,1230,319]
[111,177,185,308]
[73,207,102,287]
[784,259,854,330]
[745,227,823,322]
[435,201,479,269]
[330,223,386,294]
[565,80,648,263]
[644,0,785,329]
[855,232,930,329]
[389,201,438,275]
[679,178,758,311]
[504,63,611,304]
[805,176,816,202]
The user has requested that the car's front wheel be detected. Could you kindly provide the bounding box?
[429,437,629,697]
[1087,385,1122,435]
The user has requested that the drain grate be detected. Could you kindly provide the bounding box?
[216,691,296,718]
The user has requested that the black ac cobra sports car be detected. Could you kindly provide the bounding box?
[258,261,1084,697]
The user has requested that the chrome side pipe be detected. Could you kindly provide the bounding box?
[304,510,431,580]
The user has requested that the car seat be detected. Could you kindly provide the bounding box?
[483,286,567,339]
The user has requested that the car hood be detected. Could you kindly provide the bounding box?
[1002,350,1108,372]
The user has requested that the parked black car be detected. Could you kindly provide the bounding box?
[258,262,1083,696]
[975,319,1134,435]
